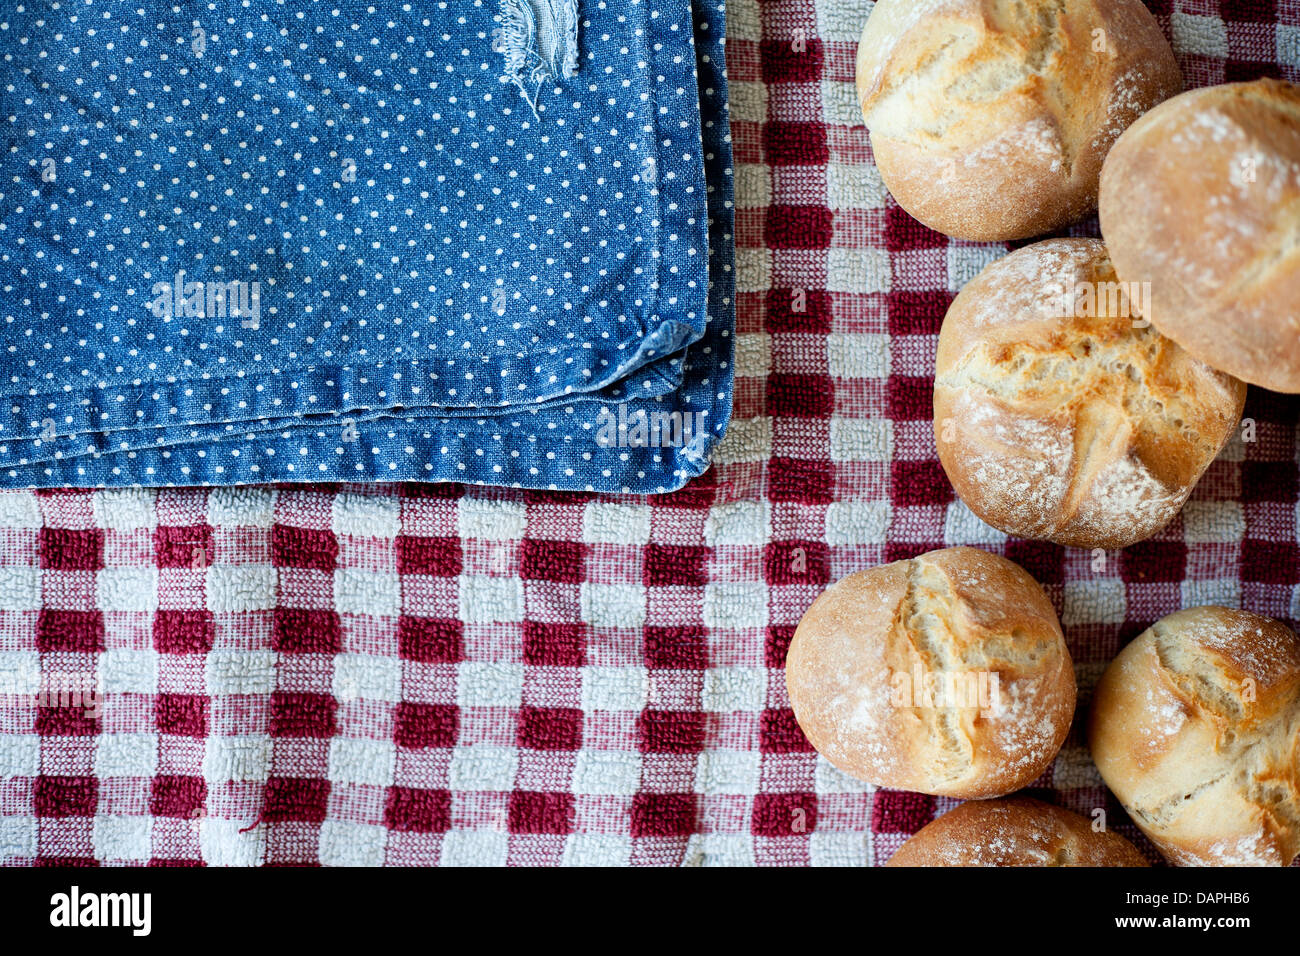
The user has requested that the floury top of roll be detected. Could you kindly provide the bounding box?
[856,0,1182,241]
[1100,79,1300,394]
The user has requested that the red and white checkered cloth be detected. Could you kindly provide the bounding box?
[3,0,1300,866]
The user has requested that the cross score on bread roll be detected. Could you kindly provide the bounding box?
[785,547,1075,799]
[1100,79,1300,393]
[1089,607,1300,867]
[933,239,1247,550]
[886,796,1150,867]
[855,0,1181,241]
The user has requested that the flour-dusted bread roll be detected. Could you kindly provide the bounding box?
[785,547,1075,799]
[887,797,1150,867]
[855,0,1181,242]
[1089,607,1300,867]
[934,239,1247,550]
[1100,80,1300,393]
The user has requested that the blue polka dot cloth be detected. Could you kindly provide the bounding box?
[0,0,734,493]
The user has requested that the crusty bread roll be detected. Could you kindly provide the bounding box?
[887,797,1150,867]
[785,547,1075,799]
[1100,79,1300,393]
[934,239,1247,550]
[856,0,1181,241]
[1089,607,1300,867]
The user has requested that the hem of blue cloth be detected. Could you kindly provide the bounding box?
[1,330,699,469]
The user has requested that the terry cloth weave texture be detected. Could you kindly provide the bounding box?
[3,0,1300,867]
[0,0,735,494]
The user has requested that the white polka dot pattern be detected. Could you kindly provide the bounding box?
[0,0,734,492]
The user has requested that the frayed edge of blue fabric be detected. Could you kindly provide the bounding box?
[498,0,579,119]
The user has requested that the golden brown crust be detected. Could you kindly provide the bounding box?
[1088,607,1300,866]
[933,239,1247,550]
[1100,79,1300,393]
[785,547,1075,799]
[856,0,1182,241]
[886,797,1151,867]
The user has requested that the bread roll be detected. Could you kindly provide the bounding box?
[785,547,1075,799]
[887,796,1150,867]
[1100,79,1300,393]
[934,239,1247,550]
[856,0,1181,241]
[1089,607,1300,867]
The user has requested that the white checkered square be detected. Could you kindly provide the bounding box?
[441,829,508,867]
[327,738,397,787]
[0,567,40,611]
[701,667,767,712]
[943,501,1007,546]
[827,248,891,294]
[94,734,159,777]
[332,492,401,539]
[319,820,388,866]
[562,833,632,866]
[1172,11,1229,57]
[201,818,266,866]
[829,418,892,462]
[714,417,774,465]
[0,491,41,528]
[826,333,890,378]
[705,501,770,546]
[947,244,1003,292]
[203,736,272,783]
[335,568,400,617]
[825,500,890,546]
[92,489,157,530]
[458,497,528,541]
[821,79,864,128]
[703,583,768,629]
[205,651,278,696]
[457,662,526,709]
[582,502,652,544]
[1186,578,1241,610]
[205,564,277,613]
[827,161,887,210]
[448,745,518,791]
[1280,23,1300,65]
[816,0,875,42]
[573,749,642,795]
[810,832,870,867]
[0,816,36,862]
[735,333,772,379]
[0,734,40,778]
[697,749,761,794]
[729,80,767,124]
[735,247,773,293]
[333,653,402,703]
[580,583,647,628]
[100,650,158,695]
[1182,501,1246,543]
[96,567,159,612]
[458,575,524,623]
[93,815,152,861]
[735,163,772,208]
[1062,579,1127,627]
[580,667,648,712]
[207,488,277,527]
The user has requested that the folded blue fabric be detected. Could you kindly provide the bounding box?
[0,0,733,492]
